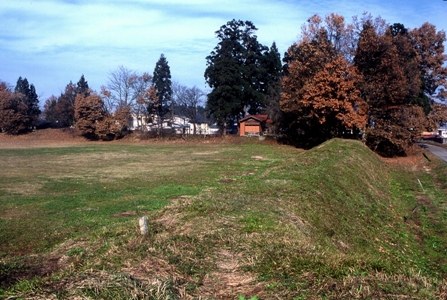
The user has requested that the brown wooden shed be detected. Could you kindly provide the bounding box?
[239,114,271,136]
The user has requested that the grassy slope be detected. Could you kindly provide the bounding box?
[0,138,446,299]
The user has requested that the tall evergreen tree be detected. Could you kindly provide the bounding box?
[14,77,40,129]
[152,54,172,120]
[14,77,29,96]
[263,42,283,134]
[204,19,275,133]
[76,74,90,97]
[264,42,283,87]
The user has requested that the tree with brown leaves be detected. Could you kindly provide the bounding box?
[95,106,131,140]
[410,23,447,102]
[43,76,91,127]
[0,83,29,134]
[301,56,367,137]
[74,93,131,140]
[354,21,428,156]
[281,13,446,156]
[428,102,447,130]
[281,28,367,146]
[74,94,105,139]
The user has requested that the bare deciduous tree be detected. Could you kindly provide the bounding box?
[103,66,152,113]
[174,84,205,134]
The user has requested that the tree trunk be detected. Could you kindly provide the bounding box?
[222,121,226,136]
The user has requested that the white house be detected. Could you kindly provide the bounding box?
[129,114,156,131]
[129,114,218,135]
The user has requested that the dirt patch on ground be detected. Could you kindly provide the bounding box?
[0,254,63,288]
[0,238,96,289]
[0,257,60,287]
[219,178,237,183]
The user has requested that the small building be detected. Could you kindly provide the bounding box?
[239,114,272,136]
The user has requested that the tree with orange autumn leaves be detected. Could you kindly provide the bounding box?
[281,14,368,146]
[281,13,447,156]
[0,82,29,134]
[74,93,131,140]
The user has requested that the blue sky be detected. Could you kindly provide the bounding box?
[1,0,446,101]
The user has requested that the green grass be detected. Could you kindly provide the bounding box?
[1,137,447,299]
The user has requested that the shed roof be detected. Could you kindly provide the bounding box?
[240,114,269,123]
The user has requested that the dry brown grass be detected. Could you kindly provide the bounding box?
[0,128,87,149]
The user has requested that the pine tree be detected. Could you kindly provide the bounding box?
[14,77,29,96]
[152,54,172,120]
[263,42,283,134]
[76,74,90,97]
[14,77,40,130]
[264,42,283,87]
[27,84,40,122]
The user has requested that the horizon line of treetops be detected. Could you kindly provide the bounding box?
[1,12,447,157]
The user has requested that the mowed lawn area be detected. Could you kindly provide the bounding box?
[1,136,447,299]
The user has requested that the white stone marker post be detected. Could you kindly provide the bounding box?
[139,216,148,235]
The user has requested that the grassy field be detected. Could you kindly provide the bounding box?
[1,136,447,299]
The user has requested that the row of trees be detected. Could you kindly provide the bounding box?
[205,15,447,156]
[280,14,447,155]
[2,14,446,156]
[43,75,90,127]
[1,53,201,139]
[46,55,206,139]
[42,54,175,139]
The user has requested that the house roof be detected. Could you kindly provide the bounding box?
[239,114,269,123]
